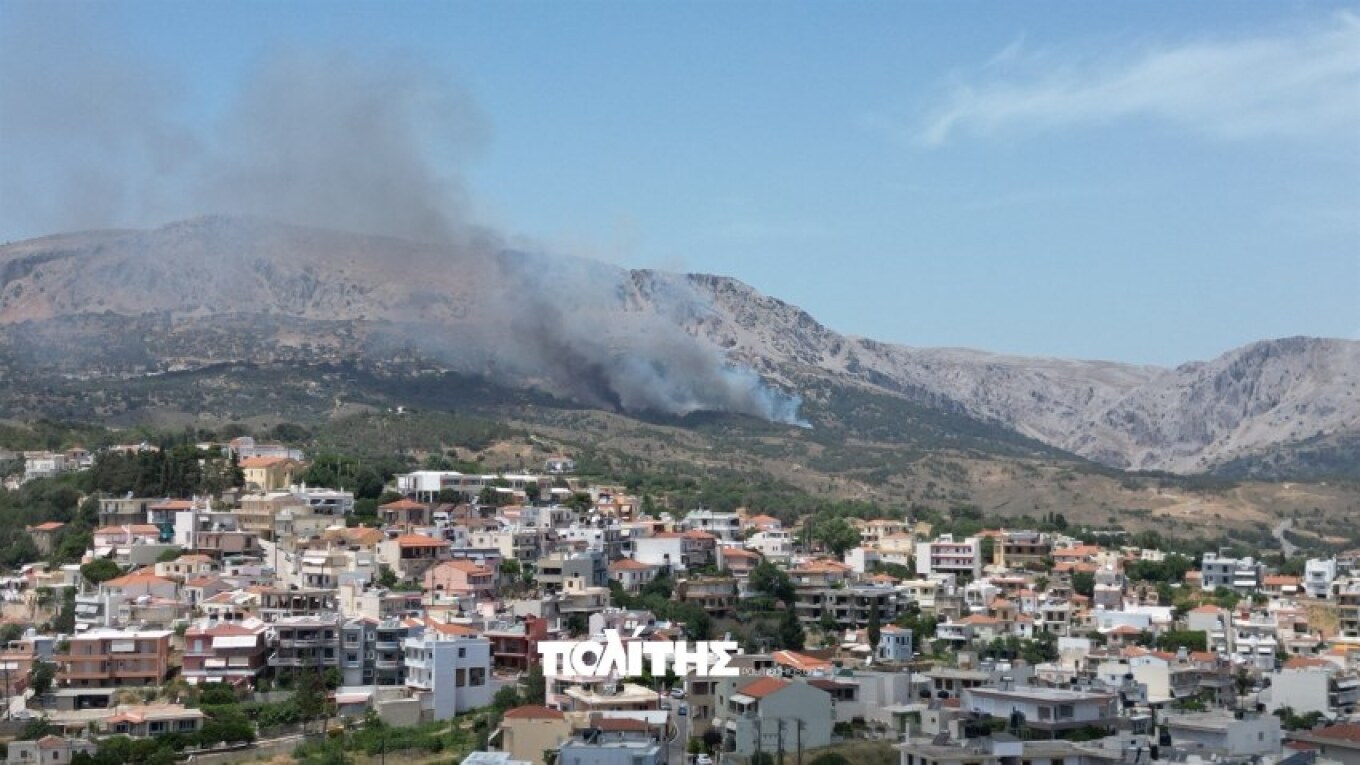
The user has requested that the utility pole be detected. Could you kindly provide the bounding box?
[795,719,804,765]
[777,719,785,765]
[754,719,762,765]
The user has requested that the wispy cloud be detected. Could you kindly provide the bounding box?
[916,12,1360,147]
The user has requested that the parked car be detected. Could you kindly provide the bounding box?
[695,755,713,765]
[678,704,688,716]
[670,687,686,698]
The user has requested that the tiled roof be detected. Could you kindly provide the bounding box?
[738,676,791,698]
[503,705,566,721]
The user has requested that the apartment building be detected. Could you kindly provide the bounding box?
[916,536,983,580]
[404,620,494,721]
[57,629,172,688]
[181,619,269,687]
[269,614,342,677]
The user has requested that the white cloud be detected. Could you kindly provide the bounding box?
[917,12,1360,146]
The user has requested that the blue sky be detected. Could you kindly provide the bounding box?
[1,1,1357,366]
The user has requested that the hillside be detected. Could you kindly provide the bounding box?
[0,216,1357,477]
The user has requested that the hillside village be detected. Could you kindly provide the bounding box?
[2,437,1360,765]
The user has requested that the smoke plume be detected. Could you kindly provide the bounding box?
[0,8,805,424]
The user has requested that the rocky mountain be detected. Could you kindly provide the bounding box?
[1,216,1356,476]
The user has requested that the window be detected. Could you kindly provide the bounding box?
[470,667,485,686]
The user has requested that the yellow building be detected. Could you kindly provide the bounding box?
[240,457,301,492]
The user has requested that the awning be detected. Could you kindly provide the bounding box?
[212,636,259,649]
[110,640,136,653]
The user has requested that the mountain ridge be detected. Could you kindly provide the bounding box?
[1,216,1356,476]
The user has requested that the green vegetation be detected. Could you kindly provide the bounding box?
[608,574,713,640]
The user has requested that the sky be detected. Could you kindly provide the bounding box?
[1,1,1357,367]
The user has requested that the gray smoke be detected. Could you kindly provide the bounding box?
[0,9,806,424]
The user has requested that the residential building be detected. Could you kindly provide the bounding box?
[1268,660,1360,716]
[608,558,661,593]
[181,619,269,687]
[676,576,738,616]
[1287,723,1360,765]
[1162,711,1282,758]
[1200,552,1264,593]
[379,534,452,584]
[1307,558,1338,600]
[5,737,96,765]
[960,686,1119,736]
[56,629,172,688]
[878,625,914,663]
[715,676,833,758]
[26,522,65,556]
[240,457,302,492]
[537,550,608,592]
[485,615,548,673]
[916,536,983,581]
[404,619,494,721]
[682,509,743,541]
[500,706,571,765]
[997,531,1051,570]
[269,614,342,676]
[558,719,664,765]
[101,705,206,737]
[425,559,497,599]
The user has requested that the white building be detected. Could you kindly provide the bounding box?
[916,535,982,580]
[1307,558,1338,600]
[1163,711,1282,758]
[682,510,742,541]
[404,620,494,721]
[1200,552,1264,594]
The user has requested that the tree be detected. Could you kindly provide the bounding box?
[522,665,546,705]
[1070,571,1096,598]
[749,561,795,605]
[155,547,183,563]
[28,662,55,696]
[979,536,996,567]
[778,610,805,651]
[565,613,588,637]
[1156,630,1209,653]
[812,516,861,557]
[80,559,121,585]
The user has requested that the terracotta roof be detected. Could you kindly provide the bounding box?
[30,522,65,532]
[393,534,448,548]
[326,527,385,546]
[94,524,160,536]
[1190,605,1225,614]
[683,530,717,540]
[737,676,791,698]
[772,650,832,672]
[609,558,657,571]
[1107,625,1142,636]
[150,499,195,511]
[1307,723,1360,743]
[722,547,761,559]
[380,498,427,510]
[421,618,481,637]
[240,456,292,468]
[105,572,175,588]
[1285,657,1335,670]
[503,705,566,721]
[434,559,492,574]
[1264,575,1301,586]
